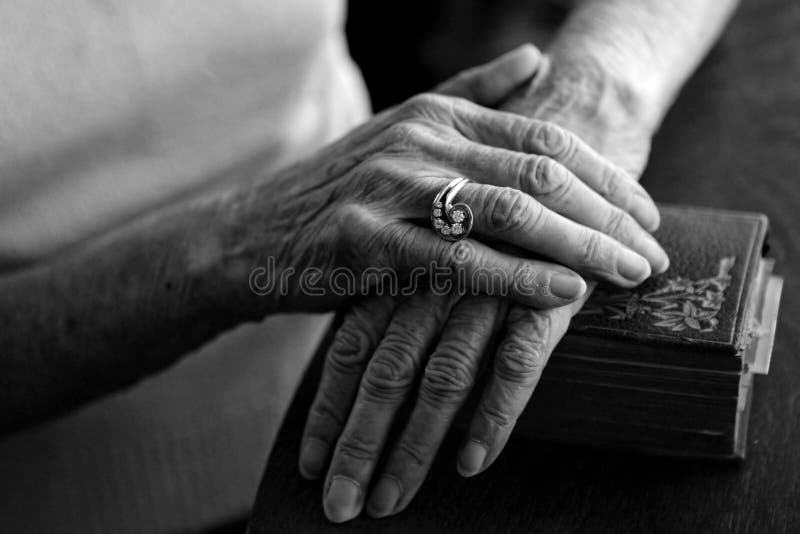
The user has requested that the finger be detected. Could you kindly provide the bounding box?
[415,138,668,273]
[458,304,560,477]
[460,182,655,285]
[299,295,397,480]
[354,216,588,308]
[433,44,542,107]
[386,91,658,232]
[374,100,660,233]
[391,178,653,287]
[450,102,661,231]
[366,295,507,518]
[458,290,589,477]
[322,291,455,523]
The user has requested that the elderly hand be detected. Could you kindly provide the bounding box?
[243,45,664,315]
[503,52,655,178]
[443,43,664,482]
[297,45,669,523]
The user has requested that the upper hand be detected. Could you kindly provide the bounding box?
[241,45,665,314]
[503,49,656,179]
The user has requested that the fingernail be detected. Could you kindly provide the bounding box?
[299,439,328,480]
[617,248,651,284]
[458,440,487,477]
[637,234,670,275]
[324,476,362,523]
[549,273,587,300]
[629,193,661,232]
[366,476,401,518]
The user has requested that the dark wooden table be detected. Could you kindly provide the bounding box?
[249,1,800,532]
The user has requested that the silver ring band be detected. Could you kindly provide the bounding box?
[431,177,473,241]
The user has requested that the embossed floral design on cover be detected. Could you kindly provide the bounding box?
[580,257,735,333]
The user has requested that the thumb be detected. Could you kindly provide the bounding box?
[433,44,542,107]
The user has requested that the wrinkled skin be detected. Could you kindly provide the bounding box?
[299,45,667,523]
[505,51,654,178]
[237,45,666,315]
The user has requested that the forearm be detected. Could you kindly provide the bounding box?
[507,0,739,140]
[0,186,275,432]
[551,0,739,128]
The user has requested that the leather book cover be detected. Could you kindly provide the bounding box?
[516,205,782,458]
[561,205,770,369]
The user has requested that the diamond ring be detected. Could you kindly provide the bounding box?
[431,177,473,241]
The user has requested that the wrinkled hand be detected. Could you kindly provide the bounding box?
[503,49,656,179]
[298,45,668,523]
[441,45,663,479]
[243,45,664,314]
[448,44,662,481]
[447,41,663,473]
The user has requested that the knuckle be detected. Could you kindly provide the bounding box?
[336,203,372,229]
[309,394,346,429]
[605,171,626,201]
[376,222,418,268]
[361,343,419,399]
[529,121,573,159]
[602,207,628,236]
[481,402,515,431]
[578,230,605,269]
[420,351,475,404]
[617,185,638,213]
[337,435,376,462]
[434,240,470,272]
[335,204,376,252]
[403,93,446,117]
[327,324,370,374]
[397,440,427,469]
[527,157,571,199]
[353,155,394,183]
[488,187,532,233]
[494,340,547,386]
[506,305,550,338]
[603,208,636,244]
[385,120,423,147]
[511,263,538,294]
[597,163,622,199]
[599,166,637,210]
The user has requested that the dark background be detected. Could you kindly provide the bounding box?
[346,0,566,111]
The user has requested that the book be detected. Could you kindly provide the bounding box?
[514,205,783,459]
